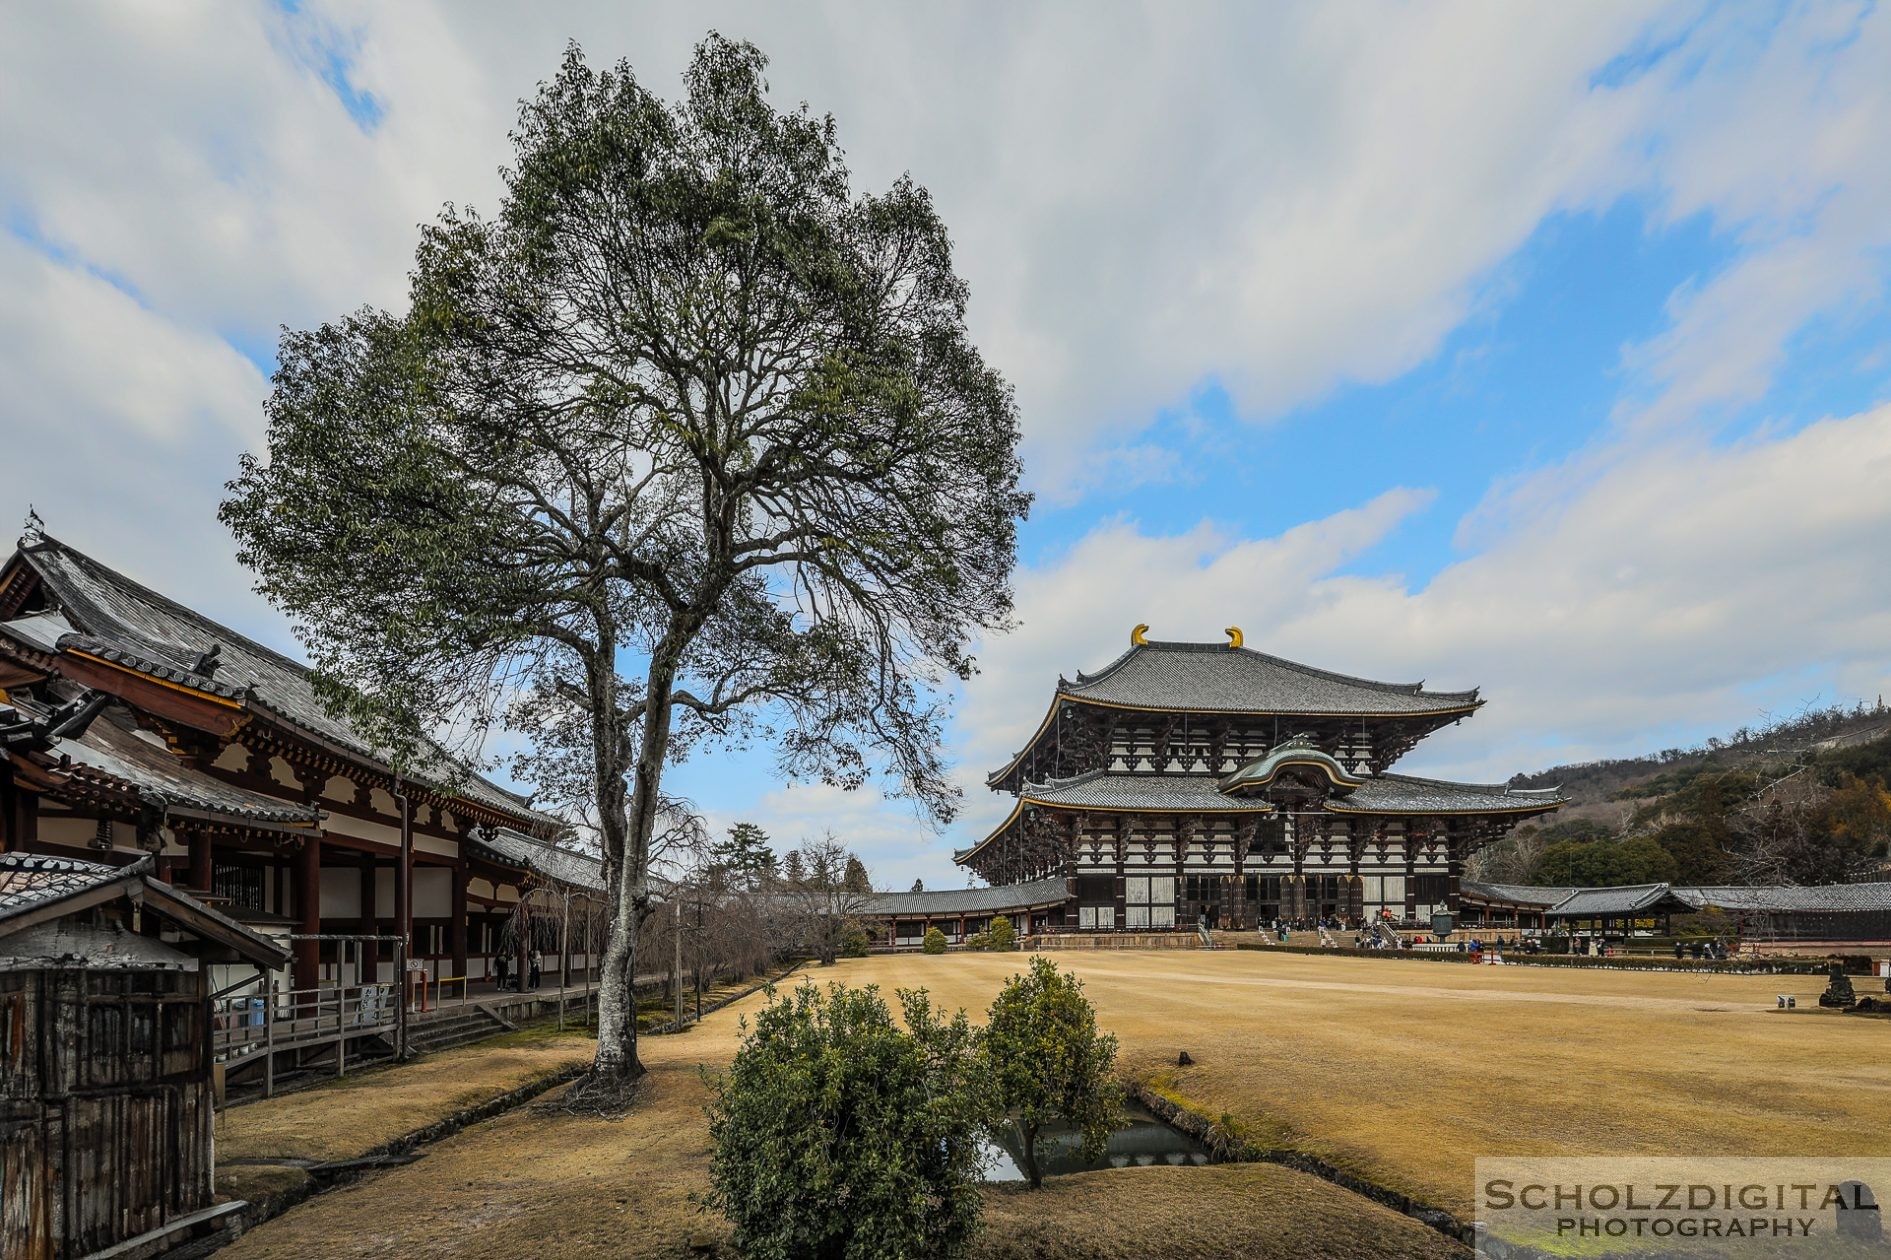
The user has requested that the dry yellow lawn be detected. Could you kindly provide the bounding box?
[220,1010,1457,1260]
[221,949,1887,1258]
[828,950,1889,1215]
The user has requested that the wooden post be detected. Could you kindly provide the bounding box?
[188,830,213,892]
[336,952,347,1079]
[450,862,469,986]
[264,995,276,1098]
[395,782,413,968]
[359,858,378,982]
[292,834,321,997]
[559,890,571,1031]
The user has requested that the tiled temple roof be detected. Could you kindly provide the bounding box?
[4,536,553,829]
[1325,774,1565,816]
[0,852,287,968]
[0,853,121,917]
[1674,883,1891,913]
[1547,884,1697,917]
[1060,639,1482,717]
[860,875,1070,918]
[469,827,605,892]
[1022,769,1278,813]
[13,695,321,826]
[1459,881,1580,908]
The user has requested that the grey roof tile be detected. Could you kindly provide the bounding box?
[1021,770,1277,812]
[9,537,551,828]
[1545,884,1686,916]
[0,853,121,918]
[43,706,323,826]
[1061,640,1481,716]
[860,876,1070,918]
[1328,774,1565,815]
[1459,882,1580,907]
[1675,883,1891,913]
[471,827,604,892]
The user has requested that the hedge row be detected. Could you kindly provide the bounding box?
[1230,940,1872,975]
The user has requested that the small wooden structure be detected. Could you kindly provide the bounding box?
[0,852,286,1260]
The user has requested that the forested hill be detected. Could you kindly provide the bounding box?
[1471,701,1891,888]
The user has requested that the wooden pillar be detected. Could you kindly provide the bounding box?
[1,770,37,854]
[358,859,378,976]
[514,890,530,989]
[1403,826,1419,924]
[292,834,322,994]
[188,830,213,893]
[395,802,412,962]
[451,863,469,982]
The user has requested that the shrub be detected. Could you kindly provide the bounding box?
[964,930,990,951]
[982,957,1121,1187]
[705,983,994,1259]
[839,921,871,959]
[922,926,948,955]
[987,914,1017,952]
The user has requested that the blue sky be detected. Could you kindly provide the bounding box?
[4,3,1891,889]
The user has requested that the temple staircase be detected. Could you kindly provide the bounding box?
[406,1004,515,1056]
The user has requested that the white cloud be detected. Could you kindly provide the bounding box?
[4,3,1890,891]
[0,1,1701,496]
[964,403,1891,823]
[0,236,278,633]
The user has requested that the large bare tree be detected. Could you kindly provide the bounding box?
[220,37,1026,1096]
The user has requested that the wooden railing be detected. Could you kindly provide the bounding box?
[211,980,403,1096]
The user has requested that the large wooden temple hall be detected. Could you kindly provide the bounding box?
[0,530,603,996]
[953,626,1565,931]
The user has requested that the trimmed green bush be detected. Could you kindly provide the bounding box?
[923,926,948,955]
[839,921,871,959]
[987,914,1018,952]
[705,983,994,1258]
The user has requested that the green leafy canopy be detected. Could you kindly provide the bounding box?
[704,982,994,1259]
[982,957,1121,1188]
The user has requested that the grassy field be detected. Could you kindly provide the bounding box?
[220,948,1888,1258]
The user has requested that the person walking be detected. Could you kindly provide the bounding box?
[528,947,543,992]
[494,952,510,992]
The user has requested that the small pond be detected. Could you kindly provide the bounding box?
[980,1102,1212,1182]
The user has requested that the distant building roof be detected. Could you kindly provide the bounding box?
[1473,880,1891,918]
[2,535,553,830]
[1459,882,1580,908]
[1059,639,1481,717]
[859,876,1071,918]
[1674,883,1891,913]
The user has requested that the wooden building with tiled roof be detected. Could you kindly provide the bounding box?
[957,626,1564,932]
[0,530,603,1003]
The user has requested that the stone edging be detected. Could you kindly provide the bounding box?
[1131,1083,1473,1248]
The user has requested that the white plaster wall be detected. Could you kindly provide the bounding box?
[414,866,451,917]
[320,866,361,918]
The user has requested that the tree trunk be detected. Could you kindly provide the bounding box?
[1019,1119,1042,1189]
[589,638,685,1084]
